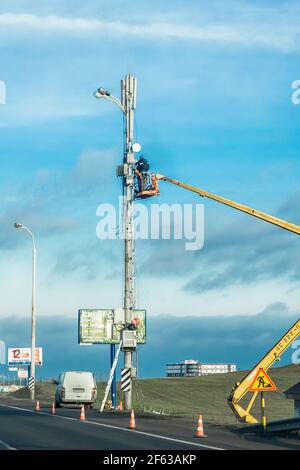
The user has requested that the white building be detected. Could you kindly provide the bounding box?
[166,359,237,377]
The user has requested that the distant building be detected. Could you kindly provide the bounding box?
[284,381,300,417]
[166,359,237,377]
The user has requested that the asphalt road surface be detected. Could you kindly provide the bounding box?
[0,398,299,450]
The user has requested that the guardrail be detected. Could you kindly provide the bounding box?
[240,416,300,434]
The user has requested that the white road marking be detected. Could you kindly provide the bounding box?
[0,438,16,450]
[0,402,224,451]
[83,420,225,450]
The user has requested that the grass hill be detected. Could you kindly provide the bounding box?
[7,364,300,426]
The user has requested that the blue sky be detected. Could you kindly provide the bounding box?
[0,0,300,378]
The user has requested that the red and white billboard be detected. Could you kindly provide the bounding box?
[8,348,43,366]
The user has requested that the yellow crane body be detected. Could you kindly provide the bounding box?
[228,318,300,423]
[156,174,300,423]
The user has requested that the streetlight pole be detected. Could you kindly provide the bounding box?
[121,74,136,411]
[94,74,137,410]
[14,223,36,401]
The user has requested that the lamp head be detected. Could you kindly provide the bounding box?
[94,87,111,99]
[14,223,23,229]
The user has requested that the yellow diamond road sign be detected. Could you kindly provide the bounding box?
[249,368,277,392]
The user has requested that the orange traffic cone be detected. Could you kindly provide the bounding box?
[80,404,85,421]
[52,401,55,415]
[129,409,136,430]
[35,400,40,412]
[194,415,206,438]
[118,400,123,411]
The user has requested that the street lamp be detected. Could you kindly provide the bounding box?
[94,75,137,410]
[94,87,126,114]
[94,84,127,411]
[14,223,36,401]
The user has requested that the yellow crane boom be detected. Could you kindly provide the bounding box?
[156,175,300,236]
[156,174,300,423]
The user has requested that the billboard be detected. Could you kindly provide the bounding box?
[18,368,29,379]
[8,348,43,366]
[78,309,146,344]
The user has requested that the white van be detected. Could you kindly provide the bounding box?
[55,371,97,407]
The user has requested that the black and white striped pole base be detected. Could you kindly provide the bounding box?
[121,368,131,392]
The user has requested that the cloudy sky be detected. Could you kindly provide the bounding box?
[0,0,300,379]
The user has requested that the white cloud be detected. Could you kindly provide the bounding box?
[0,11,299,51]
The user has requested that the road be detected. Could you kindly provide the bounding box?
[0,398,299,450]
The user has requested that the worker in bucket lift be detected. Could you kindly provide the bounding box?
[134,156,159,199]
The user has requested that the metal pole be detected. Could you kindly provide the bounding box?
[122,74,136,410]
[110,344,117,408]
[261,392,267,432]
[93,76,137,411]
[14,224,36,401]
[30,232,36,400]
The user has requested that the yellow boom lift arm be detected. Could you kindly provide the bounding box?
[155,175,300,236]
[156,174,300,423]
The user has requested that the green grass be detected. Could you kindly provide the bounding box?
[6,364,300,427]
[129,364,300,426]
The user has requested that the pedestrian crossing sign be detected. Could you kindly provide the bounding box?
[249,368,277,392]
